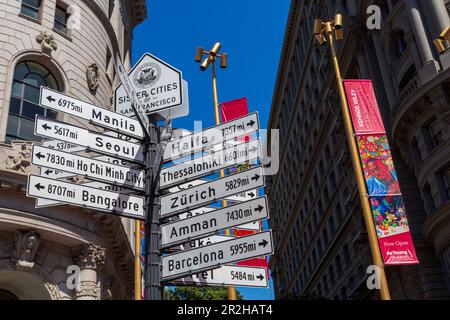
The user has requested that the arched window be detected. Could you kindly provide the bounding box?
[6,61,59,143]
[392,30,407,61]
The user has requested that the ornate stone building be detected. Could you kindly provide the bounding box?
[267,0,450,299]
[0,0,146,299]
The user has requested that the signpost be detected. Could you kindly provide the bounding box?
[27,175,145,219]
[39,87,145,140]
[159,139,261,189]
[160,166,265,218]
[34,116,144,163]
[163,112,260,162]
[161,196,269,247]
[170,265,268,288]
[162,231,273,281]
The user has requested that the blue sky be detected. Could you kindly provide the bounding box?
[132,0,290,299]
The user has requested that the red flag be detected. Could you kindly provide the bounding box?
[221,98,250,142]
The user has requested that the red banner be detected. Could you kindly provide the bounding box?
[343,80,386,135]
[221,98,250,142]
[345,80,418,266]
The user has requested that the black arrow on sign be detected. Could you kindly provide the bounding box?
[254,205,264,213]
[42,123,51,131]
[248,192,255,198]
[47,96,56,103]
[249,146,258,153]
[258,239,268,248]
[257,274,265,281]
[44,169,53,175]
[35,152,45,160]
[35,183,45,191]
[251,174,260,182]
[247,120,256,127]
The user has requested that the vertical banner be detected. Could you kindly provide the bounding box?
[344,80,419,266]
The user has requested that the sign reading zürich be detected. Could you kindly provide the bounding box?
[39,87,145,140]
[34,116,144,164]
[160,166,265,218]
[162,231,273,281]
[115,53,183,116]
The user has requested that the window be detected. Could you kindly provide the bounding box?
[392,30,407,61]
[6,62,59,143]
[54,4,69,34]
[438,168,450,202]
[422,183,435,215]
[423,118,444,151]
[20,0,42,20]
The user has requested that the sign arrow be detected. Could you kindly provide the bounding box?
[42,123,51,131]
[44,169,53,175]
[255,205,264,213]
[251,174,260,182]
[259,239,269,248]
[248,192,256,198]
[247,120,256,127]
[257,274,265,281]
[47,96,56,103]
[35,183,45,191]
[35,152,45,160]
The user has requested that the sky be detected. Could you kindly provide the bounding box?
[132,0,291,300]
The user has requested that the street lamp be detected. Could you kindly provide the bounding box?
[314,14,392,300]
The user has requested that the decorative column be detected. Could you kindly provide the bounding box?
[73,243,106,300]
[404,0,441,83]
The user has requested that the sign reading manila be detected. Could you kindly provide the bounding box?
[163,112,260,162]
[39,87,145,140]
[27,175,145,219]
[170,265,268,288]
[34,116,144,163]
[115,53,183,116]
[162,231,273,281]
[160,166,265,218]
[161,196,269,248]
[31,145,145,190]
[159,139,262,189]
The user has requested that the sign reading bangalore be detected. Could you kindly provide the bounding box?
[160,166,265,218]
[161,196,269,248]
[34,116,144,164]
[27,175,144,219]
[159,139,262,189]
[39,87,144,140]
[162,231,273,280]
[163,112,260,162]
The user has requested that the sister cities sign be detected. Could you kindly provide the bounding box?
[344,80,418,265]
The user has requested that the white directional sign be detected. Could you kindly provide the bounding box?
[32,145,145,190]
[39,87,144,140]
[170,265,268,288]
[42,139,85,153]
[160,139,262,190]
[161,197,269,248]
[160,166,265,218]
[162,231,273,280]
[34,116,144,163]
[163,112,260,162]
[27,175,144,219]
[35,180,136,208]
[114,53,183,116]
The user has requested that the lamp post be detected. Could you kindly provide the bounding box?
[314,15,391,300]
[195,42,237,300]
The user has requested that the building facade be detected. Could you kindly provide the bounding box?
[267,0,450,299]
[0,0,146,299]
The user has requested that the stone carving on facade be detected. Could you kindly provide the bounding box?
[68,175,86,184]
[74,281,101,299]
[36,31,58,56]
[5,143,32,173]
[86,63,100,90]
[13,230,40,271]
[73,243,106,270]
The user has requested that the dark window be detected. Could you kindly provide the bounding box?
[438,168,450,202]
[398,65,417,92]
[54,5,69,33]
[21,0,41,20]
[423,183,435,215]
[393,31,407,61]
[6,62,59,143]
[423,118,444,152]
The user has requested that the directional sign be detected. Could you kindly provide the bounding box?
[39,87,144,140]
[162,231,273,280]
[163,112,260,162]
[32,145,145,190]
[35,180,136,208]
[42,139,85,153]
[160,166,265,218]
[170,265,268,288]
[161,197,269,248]
[27,175,144,219]
[34,116,144,163]
[114,53,183,116]
[160,139,262,190]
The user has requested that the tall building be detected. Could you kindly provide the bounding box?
[267,0,450,299]
[0,0,146,299]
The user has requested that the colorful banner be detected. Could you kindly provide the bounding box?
[345,80,419,266]
[221,97,250,142]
